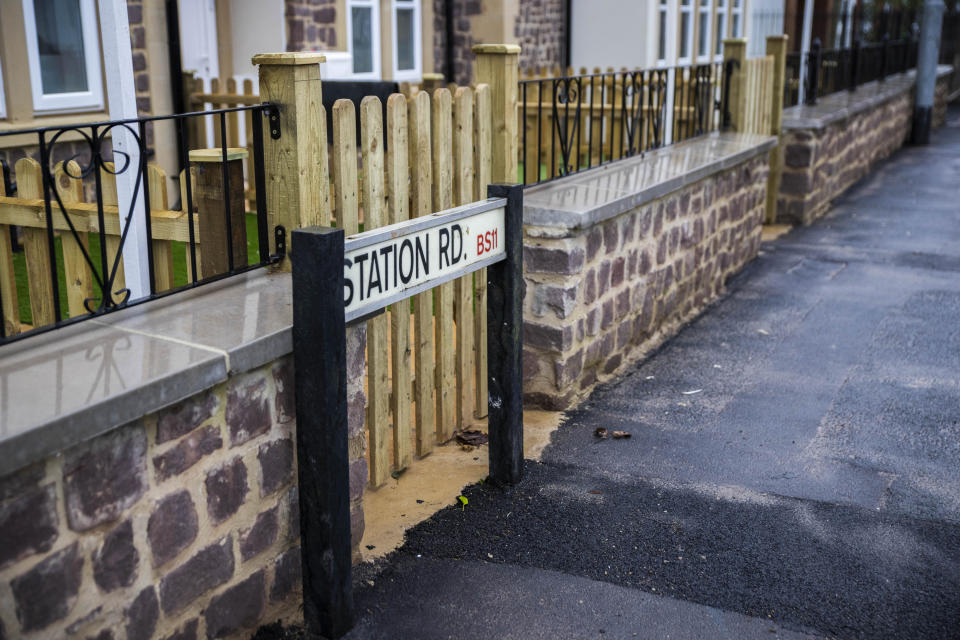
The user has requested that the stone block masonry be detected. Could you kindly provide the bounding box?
[522,148,770,410]
[0,346,368,638]
[776,68,953,226]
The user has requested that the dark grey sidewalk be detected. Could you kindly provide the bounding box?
[346,107,960,640]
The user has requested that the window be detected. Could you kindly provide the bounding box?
[697,0,711,59]
[347,0,381,79]
[393,0,421,81]
[731,0,743,38]
[657,0,669,62]
[679,0,693,62]
[22,0,103,113]
[715,0,727,57]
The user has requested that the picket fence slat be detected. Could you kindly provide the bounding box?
[408,90,436,457]
[17,158,55,328]
[386,94,413,472]
[473,84,492,418]
[453,87,476,429]
[55,161,91,317]
[149,166,176,293]
[360,96,393,488]
[431,88,456,443]
[0,170,18,335]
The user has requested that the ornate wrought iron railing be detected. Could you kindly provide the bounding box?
[0,104,282,345]
[518,62,726,186]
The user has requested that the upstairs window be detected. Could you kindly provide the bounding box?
[679,0,693,62]
[697,0,711,59]
[732,0,743,37]
[657,0,669,62]
[348,0,381,79]
[393,0,421,81]
[715,0,728,57]
[22,0,103,113]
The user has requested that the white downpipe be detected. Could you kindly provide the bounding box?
[97,0,150,300]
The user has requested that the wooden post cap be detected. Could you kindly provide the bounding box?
[188,148,249,163]
[251,52,327,66]
[422,72,445,80]
[471,44,522,55]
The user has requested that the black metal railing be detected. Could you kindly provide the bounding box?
[0,104,282,346]
[518,62,726,186]
[781,5,929,107]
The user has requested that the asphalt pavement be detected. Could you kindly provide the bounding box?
[346,106,960,640]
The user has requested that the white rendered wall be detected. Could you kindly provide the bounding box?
[571,0,655,71]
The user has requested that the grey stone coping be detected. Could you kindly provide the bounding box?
[523,132,777,231]
[0,269,293,477]
[782,65,954,131]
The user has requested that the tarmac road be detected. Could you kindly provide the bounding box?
[346,106,960,640]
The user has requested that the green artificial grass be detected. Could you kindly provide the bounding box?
[11,214,262,325]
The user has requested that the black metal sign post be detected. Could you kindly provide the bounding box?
[291,184,524,638]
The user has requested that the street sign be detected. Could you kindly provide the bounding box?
[343,198,506,322]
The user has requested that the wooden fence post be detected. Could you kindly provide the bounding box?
[766,35,789,224]
[472,45,521,183]
[253,53,329,271]
[723,38,748,132]
[189,148,248,277]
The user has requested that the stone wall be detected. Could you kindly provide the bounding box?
[285,0,338,51]
[0,339,369,639]
[776,71,952,226]
[522,154,769,410]
[432,0,483,85]
[514,0,566,73]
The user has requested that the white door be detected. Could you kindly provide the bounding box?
[178,0,219,81]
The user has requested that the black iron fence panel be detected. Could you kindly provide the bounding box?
[0,104,282,346]
[519,63,725,186]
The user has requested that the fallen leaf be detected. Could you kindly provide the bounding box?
[588,489,603,495]
[594,427,609,439]
[612,430,631,439]
[455,430,489,446]
[682,389,703,395]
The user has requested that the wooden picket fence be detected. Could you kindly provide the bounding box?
[0,158,200,336]
[741,55,776,135]
[325,86,494,487]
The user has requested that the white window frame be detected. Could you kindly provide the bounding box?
[731,0,744,38]
[696,0,712,62]
[392,0,421,82]
[678,0,694,64]
[657,0,670,64]
[715,0,728,60]
[347,0,382,80]
[22,0,104,114]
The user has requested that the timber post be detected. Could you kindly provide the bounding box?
[188,148,248,277]
[766,35,789,224]
[723,38,748,132]
[252,52,330,272]
[472,44,521,183]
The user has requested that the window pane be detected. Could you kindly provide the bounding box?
[396,8,415,71]
[680,14,691,58]
[732,13,741,36]
[715,14,725,53]
[698,12,709,56]
[34,0,89,94]
[352,6,374,73]
[658,10,668,59]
